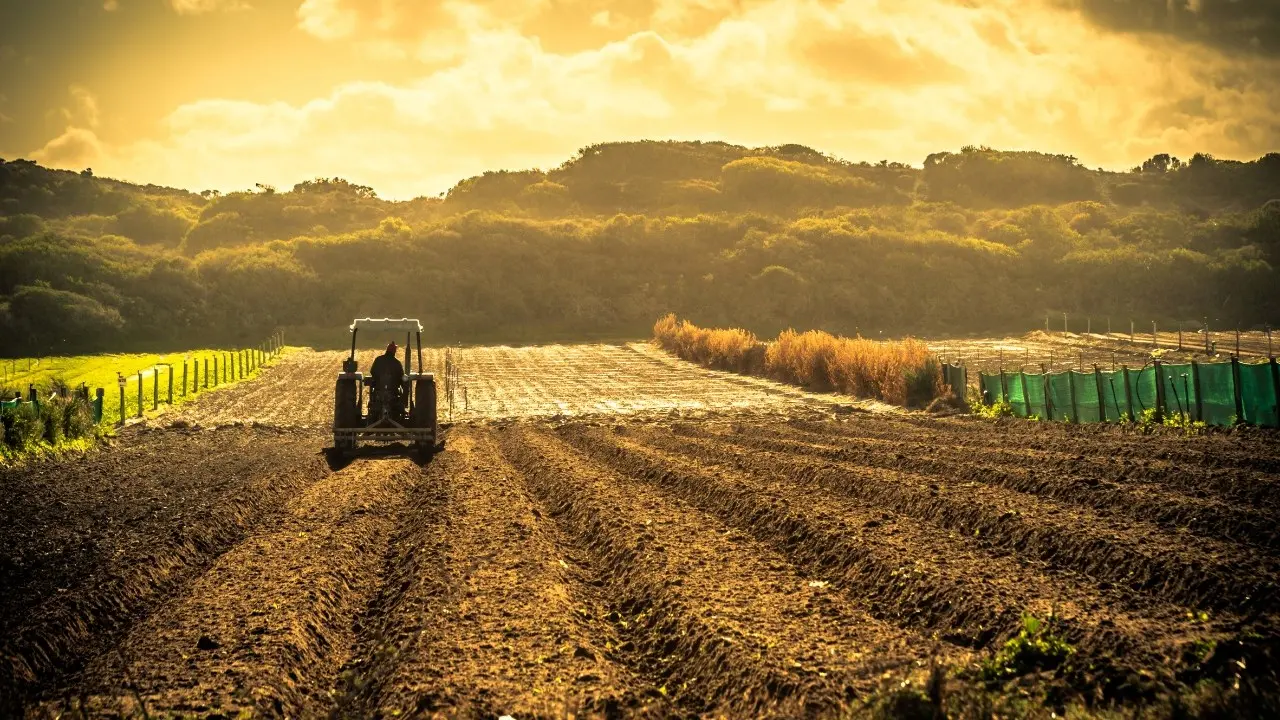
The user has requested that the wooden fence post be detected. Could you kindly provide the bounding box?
[1122,366,1134,422]
[1067,370,1079,423]
[182,362,188,397]
[152,369,159,410]
[1153,360,1165,422]
[1231,356,1244,425]
[118,376,125,426]
[203,358,208,389]
[1094,366,1105,422]
[1019,371,1030,417]
[136,372,144,418]
[167,367,174,404]
[1191,361,1203,423]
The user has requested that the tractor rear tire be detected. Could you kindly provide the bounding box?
[334,378,359,451]
[413,377,438,453]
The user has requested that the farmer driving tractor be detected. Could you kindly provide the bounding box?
[367,341,406,419]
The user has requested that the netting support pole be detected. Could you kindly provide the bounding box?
[1178,324,1183,351]
[1231,356,1244,425]
[1042,365,1053,421]
[1019,372,1030,418]
[1153,360,1165,423]
[1191,361,1203,423]
[1067,370,1079,423]
[1271,359,1280,427]
[1122,366,1135,423]
[1094,366,1105,422]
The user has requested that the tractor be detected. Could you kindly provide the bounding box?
[333,318,439,455]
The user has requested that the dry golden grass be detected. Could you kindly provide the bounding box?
[653,314,941,407]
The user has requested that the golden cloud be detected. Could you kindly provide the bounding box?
[26,0,1280,199]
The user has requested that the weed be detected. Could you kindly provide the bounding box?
[1163,413,1208,436]
[974,399,1015,419]
[980,612,1075,683]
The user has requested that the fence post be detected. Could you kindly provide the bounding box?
[1041,363,1053,421]
[1231,356,1244,425]
[94,388,104,424]
[167,367,174,404]
[137,372,144,418]
[1153,360,1165,422]
[1122,366,1134,422]
[1094,366,1105,422]
[1019,371,1030,417]
[1271,359,1280,428]
[182,362,188,397]
[1178,323,1183,351]
[1066,370,1079,423]
[152,369,159,410]
[118,376,125,425]
[1063,313,1068,335]
[1191,361,1203,423]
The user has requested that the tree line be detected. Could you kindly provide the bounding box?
[0,142,1277,354]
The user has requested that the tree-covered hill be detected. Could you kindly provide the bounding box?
[1,142,1278,354]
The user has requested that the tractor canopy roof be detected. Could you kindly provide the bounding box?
[349,318,423,333]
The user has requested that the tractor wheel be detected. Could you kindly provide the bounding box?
[413,377,438,452]
[334,378,359,450]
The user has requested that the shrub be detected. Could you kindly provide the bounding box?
[655,315,943,407]
[2,403,43,450]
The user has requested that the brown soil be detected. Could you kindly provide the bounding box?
[3,343,1278,718]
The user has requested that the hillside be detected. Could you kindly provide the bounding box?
[1,142,1278,354]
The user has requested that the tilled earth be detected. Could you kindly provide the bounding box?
[2,345,1278,718]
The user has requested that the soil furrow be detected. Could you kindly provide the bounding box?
[499,425,966,717]
[671,423,1280,552]
[37,456,416,718]
[330,431,658,719]
[0,427,328,713]
[788,417,1280,476]
[633,426,1278,615]
[553,424,1239,704]
[772,420,1280,511]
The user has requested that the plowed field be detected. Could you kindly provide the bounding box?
[2,344,1278,719]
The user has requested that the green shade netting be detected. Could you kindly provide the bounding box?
[1127,367,1159,419]
[1196,363,1237,427]
[1160,364,1195,421]
[980,373,1002,405]
[1071,370,1102,423]
[1023,374,1048,419]
[1047,372,1073,422]
[1098,370,1129,422]
[1006,373,1028,417]
[1239,362,1279,428]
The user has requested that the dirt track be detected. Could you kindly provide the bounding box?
[3,344,1279,718]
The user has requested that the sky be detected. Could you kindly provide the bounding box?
[0,0,1277,200]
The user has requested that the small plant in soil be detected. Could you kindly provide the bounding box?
[981,612,1075,683]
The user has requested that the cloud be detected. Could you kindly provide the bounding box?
[67,85,100,129]
[1058,0,1280,56]
[168,0,250,15]
[27,0,1280,199]
[31,127,104,168]
[104,0,120,11]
